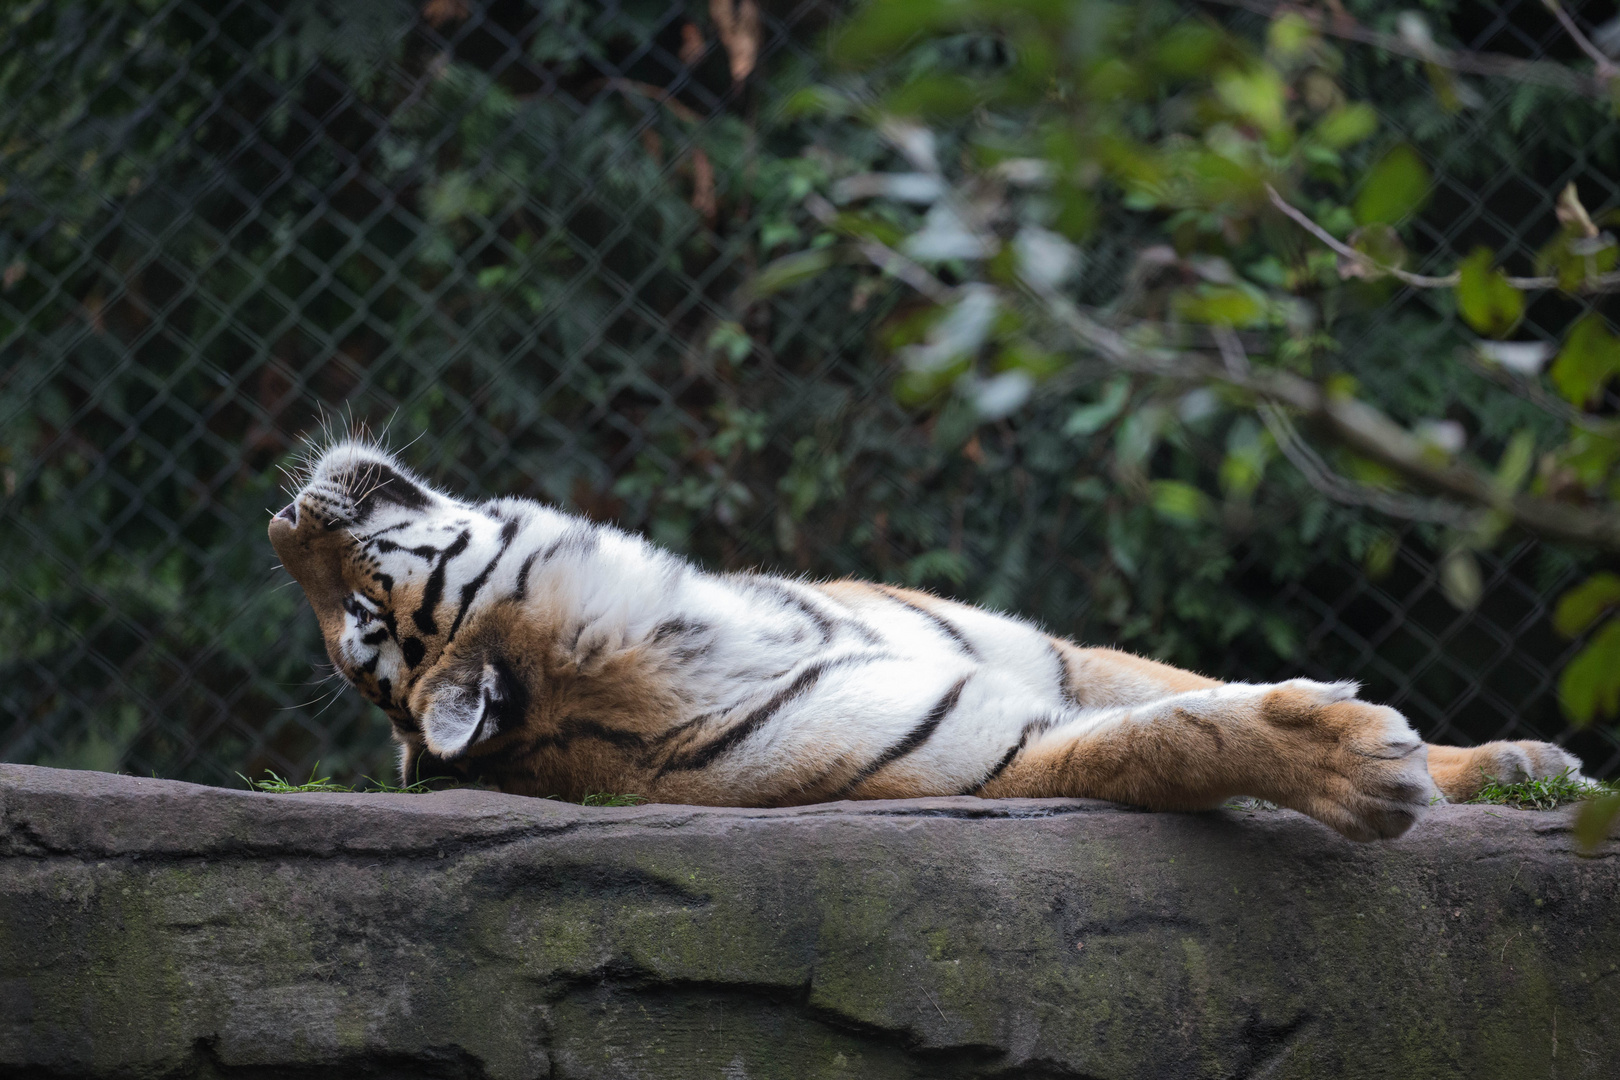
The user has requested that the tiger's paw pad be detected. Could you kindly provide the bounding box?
[1261,680,1435,842]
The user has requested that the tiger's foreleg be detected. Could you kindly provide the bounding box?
[979,678,1436,841]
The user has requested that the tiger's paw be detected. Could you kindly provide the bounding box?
[1259,679,1436,842]
[1426,740,1585,803]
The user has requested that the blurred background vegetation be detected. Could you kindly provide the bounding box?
[2,0,1617,789]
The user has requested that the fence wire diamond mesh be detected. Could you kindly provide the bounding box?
[3,0,1617,787]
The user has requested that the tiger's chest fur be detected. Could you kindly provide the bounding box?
[268,442,1140,805]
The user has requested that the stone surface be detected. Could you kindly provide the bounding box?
[1,763,1617,1079]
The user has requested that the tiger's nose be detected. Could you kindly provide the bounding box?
[274,502,298,524]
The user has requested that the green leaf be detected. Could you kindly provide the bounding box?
[1494,429,1535,495]
[1064,378,1130,437]
[1553,572,1620,637]
[780,86,855,119]
[894,362,968,407]
[887,73,985,119]
[997,340,1064,379]
[1364,531,1398,580]
[1353,144,1430,225]
[1052,182,1096,240]
[1312,103,1377,149]
[1172,285,1266,327]
[1213,65,1287,133]
[1087,58,1143,101]
[1549,314,1620,406]
[1439,548,1482,610]
[1554,427,1620,489]
[1219,417,1272,498]
[1260,615,1300,660]
[1536,228,1620,291]
[1455,247,1524,337]
[1156,23,1224,77]
[1114,407,1166,470]
[1422,61,1472,114]
[1575,792,1620,850]
[904,548,970,587]
[1349,223,1408,271]
[1150,480,1213,524]
[706,321,753,364]
[1559,619,1620,726]
[1267,13,1317,59]
[828,0,964,65]
[833,211,905,248]
[1218,449,1264,498]
[1508,83,1541,132]
[751,248,838,297]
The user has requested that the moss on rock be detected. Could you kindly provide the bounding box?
[2,764,1617,1079]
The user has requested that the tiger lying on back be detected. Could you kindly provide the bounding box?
[268,441,1585,841]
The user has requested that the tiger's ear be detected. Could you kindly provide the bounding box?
[420,658,526,759]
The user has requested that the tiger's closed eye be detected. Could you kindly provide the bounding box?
[343,593,378,625]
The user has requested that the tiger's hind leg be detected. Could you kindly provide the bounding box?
[978,678,1437,841]
[1426,741,1586,802]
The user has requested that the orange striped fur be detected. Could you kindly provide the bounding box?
[269,442,1585,840]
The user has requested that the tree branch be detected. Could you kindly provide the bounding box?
[1266,185,1458,287]
[1460,349,1592,427]
[1541,0,1619,81]
[600,78,704,125]
[805,195,1620,552]
[1079,313,1620,549]
[804,194,958,304]
[1266,185,1620,293]
[1214,328,1484,527]
[1202,0,1611,99]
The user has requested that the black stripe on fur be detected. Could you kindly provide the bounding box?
[964,715,1054,794]
[446,520,518,644]
[876,586,978,658]
[658,652,888,774]
[741,576,838,643]
[412,529,471,635]
[834,676,969,798]
[1049,640,1081,708]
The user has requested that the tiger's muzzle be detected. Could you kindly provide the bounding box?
[268,503,352,641]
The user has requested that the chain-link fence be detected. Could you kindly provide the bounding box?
[4,0,1618,788]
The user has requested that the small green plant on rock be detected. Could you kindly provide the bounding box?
[239,767,648,807]
[237,764,444,795]
[580,792,649,807]
[1466,768,1620,812]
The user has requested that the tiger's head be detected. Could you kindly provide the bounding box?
[267,440,541,779]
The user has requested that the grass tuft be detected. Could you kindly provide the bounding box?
[360,775,447,794]
[239,767,647,806]
[238,765,353,794]
[237,763,443,795]
[1466,768,1620,811]
[580,792,648,807]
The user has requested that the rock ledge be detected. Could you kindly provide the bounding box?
[2,763,1616,1079]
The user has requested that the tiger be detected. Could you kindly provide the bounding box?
[268,440,1586,841]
